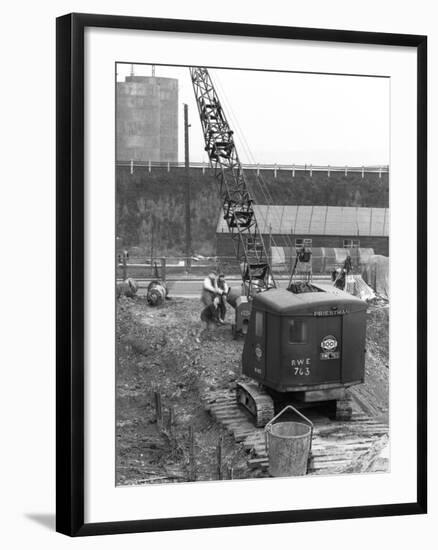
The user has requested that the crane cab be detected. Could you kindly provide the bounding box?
[242,285,367,401]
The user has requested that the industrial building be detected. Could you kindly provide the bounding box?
[216,204,389,260]
[116,75,178,162]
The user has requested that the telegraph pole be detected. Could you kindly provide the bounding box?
[184,104,192,269]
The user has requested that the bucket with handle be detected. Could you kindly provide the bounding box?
[265,405,313,477]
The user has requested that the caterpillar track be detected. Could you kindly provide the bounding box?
[236,382,274,428]
[236,381,354,425]
[202,387,389,476]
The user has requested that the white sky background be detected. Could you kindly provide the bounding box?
[116,63,390,166]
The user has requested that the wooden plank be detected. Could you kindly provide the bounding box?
[247,458,269,470]
[216,414,248,423]
[311,448,371,459]
[217,436,223,480]
[200,387,389,479]
[311,439,375,449]
[210,403,240,411]
[333,435,389,474]
[350,389,380,417]
[235,432,255,442]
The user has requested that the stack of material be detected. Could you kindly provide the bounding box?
[333,270,375,301]
[361,255,389,299]
[348,274,376,301]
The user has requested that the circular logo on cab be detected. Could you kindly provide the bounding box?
[321,335,338,351]
[254,344,263,360]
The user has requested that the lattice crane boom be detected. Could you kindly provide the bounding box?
[189,67,276,295]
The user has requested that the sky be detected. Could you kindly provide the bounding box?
[116,63,390,167]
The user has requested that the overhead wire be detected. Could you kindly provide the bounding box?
[211,71,296,276]
[211,72,296,250]
[211,75,284,231]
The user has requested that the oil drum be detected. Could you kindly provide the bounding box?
[147,280,168,306]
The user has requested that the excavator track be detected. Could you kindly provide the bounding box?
[236,382,275,428]
[335,394,354,421]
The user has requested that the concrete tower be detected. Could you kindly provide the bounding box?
[116,75,178,162]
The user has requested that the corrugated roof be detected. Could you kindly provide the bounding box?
[216,205,389,236]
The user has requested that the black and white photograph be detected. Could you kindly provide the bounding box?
[115,62,390,485]
[0,0,431,546]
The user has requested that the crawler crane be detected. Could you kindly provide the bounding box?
[190,67,367,426]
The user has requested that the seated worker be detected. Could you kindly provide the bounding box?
[201,271,220,319]
[216,273,229,323]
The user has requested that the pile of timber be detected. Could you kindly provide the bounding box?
[201,388,388,476]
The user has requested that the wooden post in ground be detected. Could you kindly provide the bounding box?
[189,426,196,481]
[227,461,234,480]
[216,436,223,480]
[154,391,162,430]
[122,253,127,281]
[150,216,155,275]
[167,406,173,435]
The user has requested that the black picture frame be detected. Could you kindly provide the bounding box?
[56,12,427,537]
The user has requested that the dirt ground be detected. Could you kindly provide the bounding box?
[116,295,389,486]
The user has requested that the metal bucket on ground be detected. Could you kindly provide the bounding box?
[265,405,313,477]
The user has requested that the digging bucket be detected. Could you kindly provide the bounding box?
[265,405,313,477]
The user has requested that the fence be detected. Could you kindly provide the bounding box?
[117,256,221,280]
[116,249,375,281]
[117,160,389,178]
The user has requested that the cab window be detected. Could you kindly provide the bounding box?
[289,319,307,344]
